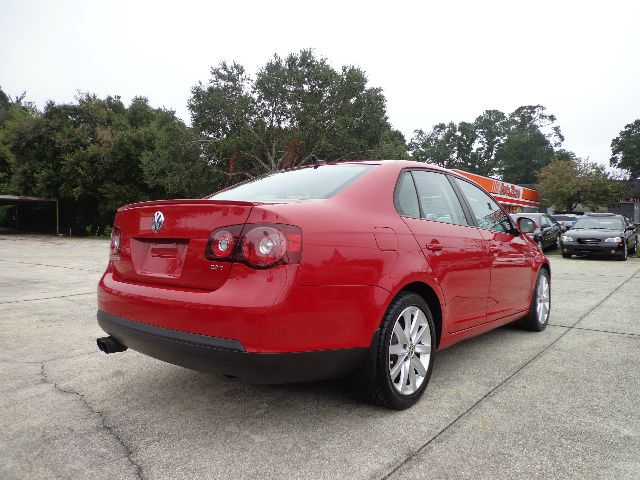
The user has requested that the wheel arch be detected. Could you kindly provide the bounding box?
[395,281,443,349]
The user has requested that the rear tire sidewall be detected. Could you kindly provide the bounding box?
[373,293,436,410]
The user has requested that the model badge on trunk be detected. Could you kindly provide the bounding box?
[151,211,164,233]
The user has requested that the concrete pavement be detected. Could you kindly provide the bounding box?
[1,235,638,479]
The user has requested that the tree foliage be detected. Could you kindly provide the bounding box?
[0,90,210,234]
[538,154,622,212]
[188,50,407,176]
[610,119,640,179]
[409,105,563,182]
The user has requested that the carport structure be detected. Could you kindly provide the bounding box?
[0,194,59,235]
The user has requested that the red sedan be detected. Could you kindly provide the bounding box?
[97,160,550,409]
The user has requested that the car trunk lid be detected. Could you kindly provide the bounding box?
[112,199,255,290]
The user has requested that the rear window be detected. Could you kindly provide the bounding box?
[210,164,374,201]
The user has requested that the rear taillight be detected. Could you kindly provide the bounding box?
[205,223,302,268]
[110,226,121,253]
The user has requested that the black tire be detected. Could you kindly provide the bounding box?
[562,252,571,259]
[629,240,637,255]
[617,241,628,261]
[515,268,551,332]
[364,292,436,410]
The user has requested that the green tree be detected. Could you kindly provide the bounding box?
[538,156,621,212]
[610,119,640,179]
[495,105,563,184]
[188,49,406,177]
[408,122,458,168]
[410,105,563,181]
[0,92,209,234]
[537,158,582,212]
[471,109,508,175]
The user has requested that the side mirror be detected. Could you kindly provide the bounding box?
[518,217,536,234]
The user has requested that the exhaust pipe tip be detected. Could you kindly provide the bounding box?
[96,336,127,354]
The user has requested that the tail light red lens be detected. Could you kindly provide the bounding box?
[210,229,236,259]
[205,223,302,268]
[110,226,121,253]
[205,225,243,261]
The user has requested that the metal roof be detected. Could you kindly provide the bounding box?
[0,195,57,204]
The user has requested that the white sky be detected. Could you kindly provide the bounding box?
[2,0,639,167]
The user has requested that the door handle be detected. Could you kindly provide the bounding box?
[426,242,443,252]
[489,246,500,254]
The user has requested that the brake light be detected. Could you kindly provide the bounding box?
[210,229,236,259]
[205,225,243,261]
[205,223,302,268]
[110,226,121,253]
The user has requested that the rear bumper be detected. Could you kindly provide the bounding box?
[97,310,370,384]
[98,268,387,352]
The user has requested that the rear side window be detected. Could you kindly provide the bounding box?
[395,172,421,219]
[210,164,373,201]
[411,171,468,226]
[454,177,512,233]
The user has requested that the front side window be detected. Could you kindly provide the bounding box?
[454,177,512,233]
[210,164,373,202]
[411,171,468,226]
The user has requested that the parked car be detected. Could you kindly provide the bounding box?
[561,213,638,260]
[510,213,561,250]
[96,161,550,410]
[551,214,580,230]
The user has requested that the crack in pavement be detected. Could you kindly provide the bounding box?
[40,363,145,480]
[0,258,105,273]
[0,351,100,365]
[547,324,640,338]
[378,264,640,480]
[0,292,95,305]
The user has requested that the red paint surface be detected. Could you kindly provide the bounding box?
[98,161,547,353]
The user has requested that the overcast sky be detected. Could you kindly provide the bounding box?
[2,0,639,167]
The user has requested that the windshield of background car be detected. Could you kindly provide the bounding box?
[553,216,575,222]
[572,217,623,230]
[209,164,374,201]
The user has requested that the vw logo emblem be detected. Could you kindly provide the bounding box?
[151,211,164,233]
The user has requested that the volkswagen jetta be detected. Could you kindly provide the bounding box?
[96,160,550,409]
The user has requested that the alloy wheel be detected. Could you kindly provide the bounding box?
[536,275,550,324]
[388,306,431,395]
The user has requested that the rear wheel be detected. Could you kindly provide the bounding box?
[562,252,571,259]
[515,269,551,331]
[629,240,637,255]
[364,292,435,410]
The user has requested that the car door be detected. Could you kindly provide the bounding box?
[539,215,553,247]
[452,176,533,321]
[543,214,560,247]
[396,170,491,333]
[624,218,637,249]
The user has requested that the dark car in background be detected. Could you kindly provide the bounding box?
[510,213,561,250]
[551,214,580,231]
[561,213,637,261]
